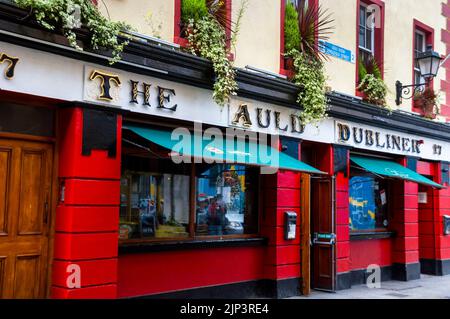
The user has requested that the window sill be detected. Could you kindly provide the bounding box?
[118,237,268,254]
[350,231,396,241]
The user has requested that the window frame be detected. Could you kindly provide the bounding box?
[174,0,233,49]
[355,0,385,90]
[279,0,318,75]
[119,129,262,246]
[412,19,435,113]
[348,167,391,234]
[414,29,427,88]
[358,3,375,56]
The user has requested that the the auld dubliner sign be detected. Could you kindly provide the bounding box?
[0,40,448,162]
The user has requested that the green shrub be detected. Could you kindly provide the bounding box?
[284,3,301,52]
[181,0,208,24]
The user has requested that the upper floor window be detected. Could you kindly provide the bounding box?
[175,0,232,47]
[414,30,427,88]
[358,3,375,64]
[356,0,384,87]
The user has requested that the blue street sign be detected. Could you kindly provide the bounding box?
[319,40,356,64]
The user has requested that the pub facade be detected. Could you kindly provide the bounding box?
[0,1,449,299]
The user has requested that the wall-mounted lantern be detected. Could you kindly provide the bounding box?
[395,45,443,106]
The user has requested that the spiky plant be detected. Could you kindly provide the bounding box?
[297,2,334,61]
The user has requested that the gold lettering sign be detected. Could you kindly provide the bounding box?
[0,53,19,79]
[89,70,121,101]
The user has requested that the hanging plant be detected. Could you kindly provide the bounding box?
[357,56,388,107]
[182,0,246,106]
[413,87,440,119]
[357,73,388,107]
[287,49,328,124]
[284,3,333,124]
[14,0,131,64]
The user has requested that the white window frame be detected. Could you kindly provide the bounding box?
[359,3,375,56]
[414,29,427,87]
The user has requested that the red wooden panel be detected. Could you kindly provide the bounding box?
[117,247,264,298]
[336,172,349,192]
[266,245,301,266]
[416,161,433,176]
[336,191,349,209]
[54,232,118,261]
[58,108,122,180]
[52,259,117,288]
[263,264,301,280]
[336,258,350,273]
[63,179,120,206]
[263,226,301,246]
[404,195,419,209]
[336,224,350,242]
[336,208,349,226]
[419,221,435,235]
[419,248,436,259]
[55,206,119,232]
[392,250,419,264]
[350,239,393,269]
[337,241,350,259]
[277,171,301,188]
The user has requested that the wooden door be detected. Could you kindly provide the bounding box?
[311,177,336,291]
[0,138,53,298]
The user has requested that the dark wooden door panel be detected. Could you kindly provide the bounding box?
[14,254,41,299]
[311,177,336,291]
[0,138,53,299]
[0,148,12,236]
[18,149,48,236]
[0,256,5,297]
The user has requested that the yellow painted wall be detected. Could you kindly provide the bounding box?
[99,0,447,118]
[231,0,281,73]
[384,0,446,119]
[319,0,358,96]
[98,0,174,42]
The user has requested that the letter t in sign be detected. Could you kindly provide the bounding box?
[89,70,121,101]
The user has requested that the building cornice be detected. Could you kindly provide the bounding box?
[0,3,449,142]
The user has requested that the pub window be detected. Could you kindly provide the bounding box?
[349,167,389,232]
[195,164,259,236]
[120,130,260,243]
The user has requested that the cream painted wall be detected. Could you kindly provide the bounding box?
[384,0,446,118]
[98,0,174,42]
[320,0,358,96]
[231,0,281,73]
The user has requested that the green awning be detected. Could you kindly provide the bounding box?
[351,155,443,188]
[125,125,324,174]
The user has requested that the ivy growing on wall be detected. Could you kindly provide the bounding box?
[14,0,130,64]
[182,0,246,107]
[284,2,334,124]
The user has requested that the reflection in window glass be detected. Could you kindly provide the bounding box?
[349,173,389,231]
[195,164,258,236]
[120,170,190,240]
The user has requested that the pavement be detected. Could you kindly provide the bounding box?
[290,274,450,299]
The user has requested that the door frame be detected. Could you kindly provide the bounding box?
[309,175,337,292]
[0,131,57,298]
[300,173,311,295]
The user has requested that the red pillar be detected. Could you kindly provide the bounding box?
[261,139,301,298]
[391,179,421,281]
[51,107,121,299]
[336,170,351,289]
[423,162,450,275]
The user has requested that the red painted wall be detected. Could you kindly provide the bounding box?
[441,0,450,121]
[350,239,393,270]
[117,247,265,298]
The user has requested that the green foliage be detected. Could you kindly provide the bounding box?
[357,73,388,107]
[287,49,328,124]
[183,0,245,106]
[181,0,208,24]
[359,56,382,82]
[284,3,300,53]
[187,16,237,106]
[14,0,130,64]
